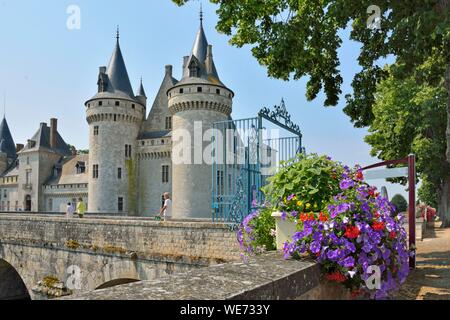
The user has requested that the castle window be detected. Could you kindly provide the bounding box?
[99,101,103,106]
[48,198,53,212]
[118,168,122,180]
[15,201,18,211]
[125,145,132,158]
[197,87,202,93]
[165,117,172,130]
[141,141,145,146]
[162,165,169,183]
[7,201,10,211]
[114,114,117,122]
[216,89,221,95]
[151,140,155,146]
[93,165,99,179]
[94,126,99,136]
[132,104,135,110]
[179,88,184,94]
[161,139,165,145]
[26,170,31,185]
[118,197,124,212]
[115,101,120,106]
[3,189,6,198]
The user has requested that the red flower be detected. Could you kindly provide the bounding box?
[308,213,315,221]
[344,226,361,239]
[374,212,380,218]
[325,272,347,283]
[300,213,308,222]
[389,231,396,240]
[356,171,364,180]
[319,212,329,222]
[369,190,375,197]
[372,221,385,231]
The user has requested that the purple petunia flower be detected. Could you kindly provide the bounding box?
[339,256,355,268]
[340,178,355,190]
[310,241,321,254]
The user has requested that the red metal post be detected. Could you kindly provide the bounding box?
[408,154,416,269]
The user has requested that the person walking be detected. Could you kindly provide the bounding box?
[159,192,172,221]
[76,198,86,218]
[66,202,75,218]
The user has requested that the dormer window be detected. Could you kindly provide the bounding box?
[188,59,199,78]
[76,162,86,174]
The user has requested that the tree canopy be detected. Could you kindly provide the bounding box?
[365,65,448,208]
[173,0,449,125]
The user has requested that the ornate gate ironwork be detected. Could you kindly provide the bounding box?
[211,99,303,225]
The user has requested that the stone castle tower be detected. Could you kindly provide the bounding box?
[85,31,146,214]
[168,15,234,219]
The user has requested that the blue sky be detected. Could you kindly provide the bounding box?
[0,0,408,198]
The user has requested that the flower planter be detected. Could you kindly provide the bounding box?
[271,211,297,250]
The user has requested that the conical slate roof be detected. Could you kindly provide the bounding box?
[106,39,135,99]
[180,17,223,86]
[136,79,146,97]
[0,117,16,159]
[87,33,139,103]
[192,21,209,64]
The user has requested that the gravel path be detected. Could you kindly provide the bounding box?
[396,223,450,300]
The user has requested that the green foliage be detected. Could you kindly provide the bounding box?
[365,67,448,210]
[262,153,343,212]
[418,179,439,208]
[391,194,408,214]
[251,207,276,252]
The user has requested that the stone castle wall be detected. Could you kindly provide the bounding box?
[86,100,145,214]
[0,214,240,299]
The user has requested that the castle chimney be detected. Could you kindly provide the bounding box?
[99,66,107,74]
[182,56,189,69]
[16,144,24,153]
[206,45,213,74]
[50,118,57,149]
[165,65,173,77]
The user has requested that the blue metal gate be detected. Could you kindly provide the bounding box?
[212,99,303,225]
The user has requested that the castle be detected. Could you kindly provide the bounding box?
[0,16,234,219]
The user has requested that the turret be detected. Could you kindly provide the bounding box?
[168,13,234,219]
[85,30,144,215]
[135,78,147,108]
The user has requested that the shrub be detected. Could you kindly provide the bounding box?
[391,194,408,213]
[262,153,344,213]
[237,206,276,259]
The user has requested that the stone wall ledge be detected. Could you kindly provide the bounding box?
[0,213,232,230]
[62,252,325,300]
